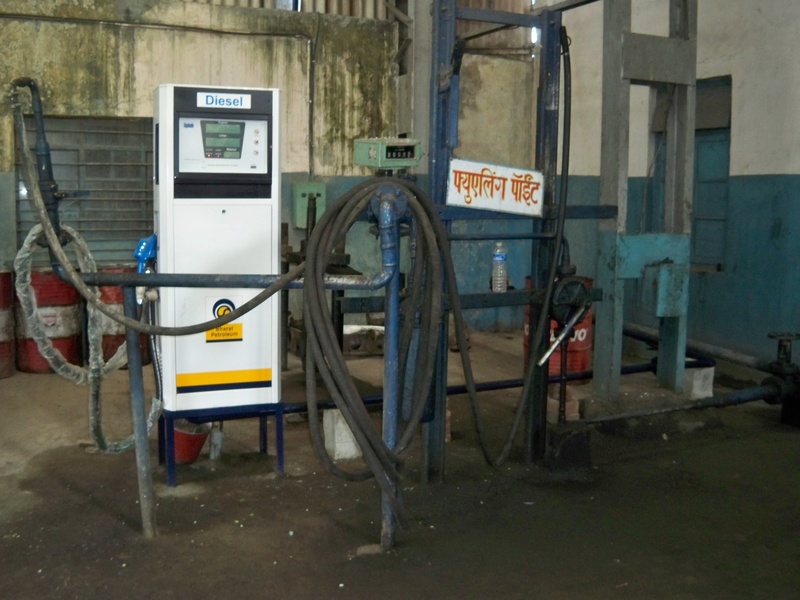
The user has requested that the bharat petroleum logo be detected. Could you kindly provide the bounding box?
[212,299,236,318]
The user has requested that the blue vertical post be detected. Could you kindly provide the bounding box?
[429,0,457,204]
[275,402,285,476]
[426,312,448,482]
[427,0,453,477]
[526,10,562,461]
[423,211,449,481]
[380,200,401,550]
[122,286,157,538]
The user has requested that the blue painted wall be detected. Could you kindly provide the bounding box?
[564,174,800,363]
[283,172,800,362]
[685,175,800,361]
[281,173,529,331]
[449,218,530,331]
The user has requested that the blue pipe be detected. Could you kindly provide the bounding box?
[122,286,157,538]
[379,197,401,550]
[584,384,780,424]
[64,266,396,292]
[278,356,715,416]
[449,232,556,241]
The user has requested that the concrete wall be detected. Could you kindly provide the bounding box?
[452,53,538,330]
[561,0,800,178]
[0,0,398,271]
[548,0,800,361]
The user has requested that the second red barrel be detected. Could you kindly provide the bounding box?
[16,269,83,373]
[0,271,15,378]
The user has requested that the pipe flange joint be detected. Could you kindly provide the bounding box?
[761,374,798,406]
[768,332,800,341]
[369,184,409,222]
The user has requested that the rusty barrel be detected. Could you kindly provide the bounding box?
[16,269,83,373]
[0,271,14,378]
[98,266,149,364]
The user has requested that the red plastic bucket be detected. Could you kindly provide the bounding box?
[174,424,210,464]
[97,266,149,364]
[0,271,14,378]
[16,269,83,373]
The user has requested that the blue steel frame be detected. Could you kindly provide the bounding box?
[158,404,285,488]
[427,1,562,473]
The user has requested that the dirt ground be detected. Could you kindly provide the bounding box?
[1,332,799,599]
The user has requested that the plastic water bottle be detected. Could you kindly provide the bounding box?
[492,241,508,293]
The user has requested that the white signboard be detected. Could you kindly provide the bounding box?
[446,158,544,217]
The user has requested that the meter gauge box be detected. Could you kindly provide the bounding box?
[353,138,422,170]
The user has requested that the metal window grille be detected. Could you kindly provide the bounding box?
[16,117,154,267]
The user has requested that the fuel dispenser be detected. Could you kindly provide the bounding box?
[154,84,282,476]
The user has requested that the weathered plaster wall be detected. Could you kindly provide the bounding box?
[456,54,537,170]
[560,0,800,178]
[0,0,397,270]
[0,0,396,171]
[453,53,538,330]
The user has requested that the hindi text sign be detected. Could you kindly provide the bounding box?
[446,158,544,217]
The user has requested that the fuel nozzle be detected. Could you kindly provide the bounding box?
[134,234,158,304]
[134,234,157,274]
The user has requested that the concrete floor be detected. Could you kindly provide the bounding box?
[1,331,799,599]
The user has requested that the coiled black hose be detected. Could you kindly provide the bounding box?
[303,178,445,526]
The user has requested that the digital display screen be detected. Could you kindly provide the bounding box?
[176,114,269,176]
[201,120,244,159]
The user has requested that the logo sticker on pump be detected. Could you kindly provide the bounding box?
[206,298,243,342]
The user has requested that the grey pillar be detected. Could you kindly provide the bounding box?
[594,0,697,403]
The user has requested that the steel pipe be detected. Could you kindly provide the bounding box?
[122,287,157,538]
[584,384,780,424]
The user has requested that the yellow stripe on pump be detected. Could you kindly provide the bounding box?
[176,368,272,394]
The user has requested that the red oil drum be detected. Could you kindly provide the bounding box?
[523,276,594,380]
[548,305,593,380]
[97,266,149,365]
[0,271,15,378]
[16,269,83,373]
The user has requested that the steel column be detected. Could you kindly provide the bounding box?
[424,0,457,482]
[594,0,697,402]
[658,0,697,390]
[380,213,401,550]
[123,286,157,538]
[527,9,562,461]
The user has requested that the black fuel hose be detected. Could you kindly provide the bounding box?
[439,25,574,465]
[303,177,445,526]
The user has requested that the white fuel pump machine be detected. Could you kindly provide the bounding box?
[154,84,281,415]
